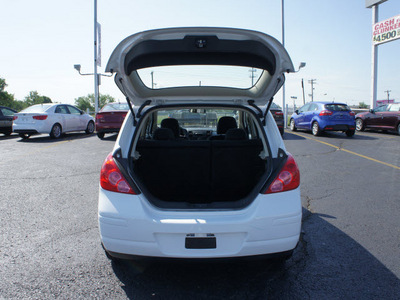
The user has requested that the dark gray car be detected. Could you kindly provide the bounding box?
[0,106,17,135]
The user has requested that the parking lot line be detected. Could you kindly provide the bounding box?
[289,132,400,170]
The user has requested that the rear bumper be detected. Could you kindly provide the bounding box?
[13,129,39,134]
[322,124,355,131]
[98,187,302,259]
[95,124,121,133]
[319,119,355,131]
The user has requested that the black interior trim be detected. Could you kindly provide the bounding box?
[125,35,276,75]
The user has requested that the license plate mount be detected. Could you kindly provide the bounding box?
[185,234,216,249]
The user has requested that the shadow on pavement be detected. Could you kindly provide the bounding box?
[0,133,20,141]
[282,132,307,140]
[285,131,378,141]
[16,133,95,143]
[109,209,400,299]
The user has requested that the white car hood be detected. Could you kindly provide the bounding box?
[106,27,294,107]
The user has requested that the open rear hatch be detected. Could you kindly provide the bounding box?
[106,27,294,112]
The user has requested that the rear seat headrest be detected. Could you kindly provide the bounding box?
[217,116,237,134]
[161,118,180,138]
[225,128,248,140]
[153,128,175,140]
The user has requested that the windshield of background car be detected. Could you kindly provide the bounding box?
[137,66,264,89]
[157,109,238,129]
[20,104,53,113]
[325,104,351,111]
[101,103,130,112]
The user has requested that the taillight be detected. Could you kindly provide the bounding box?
[96,114,104,120]
[349,111,355,116]
[13,116,18,120]
[265,154,300,194]
[274,111,284,116]
[319,110,333,116]
[100,153,135,194]
[33,115,48,120]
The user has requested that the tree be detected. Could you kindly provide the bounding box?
[24,91,52,106]
[74,93,115,112]
[0,77,25,111]
[359,102,368,109]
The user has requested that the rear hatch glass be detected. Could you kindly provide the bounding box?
[20,104,52,113]
[325,104,353,120]
[137,66,263,89]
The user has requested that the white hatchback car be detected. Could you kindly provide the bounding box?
[99,27,302,261]
[13,103,95,139]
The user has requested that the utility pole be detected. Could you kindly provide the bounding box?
[308,79,317,102]
[384,90,391,101]
[151,71,154,89]
[301,79,305,105]
[249,68,257,86]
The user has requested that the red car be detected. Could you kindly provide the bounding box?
[270,103,285,135]
[355,103,400,135]
[95,103,129,139]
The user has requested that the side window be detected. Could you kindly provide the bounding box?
[309,104,318,111]
[1,108,15,116]
[299,103,310,113]
[67,106,81,115]
[55,105,69,114]
[375,105,387,112]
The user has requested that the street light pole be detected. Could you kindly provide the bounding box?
[94,0,99,113]
[281,0,286,128]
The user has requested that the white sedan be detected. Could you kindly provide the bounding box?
[13,103,94,139]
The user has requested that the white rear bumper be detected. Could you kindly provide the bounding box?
[98,187,302,258]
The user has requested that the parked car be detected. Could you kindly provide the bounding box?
[13,103,94,139]
[355,103,400,135]
[98,27,301,262]
[95,102,129,139]
[270,103,285,135]
[0,106,17,136]
[289,102,356,137]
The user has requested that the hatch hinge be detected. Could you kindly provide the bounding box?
[137,100,152,118]
[247,100,263,119]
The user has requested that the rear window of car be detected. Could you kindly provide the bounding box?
[325,104,350,111]
[20,104,53,113]
[157,108,238,129]
[101,103,129,112]
[137,65,264,89]
[388,104,400,112]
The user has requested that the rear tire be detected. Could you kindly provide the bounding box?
[312,122,321,136]
[19,133,30,139]
[50,124,62,139]
[290,119,297,131]
[346,129,355,137]
[85,121,95,134]
[97,132,105,139]
[355,118,365,131]
[279,127,284,136]
[397,123,400,136]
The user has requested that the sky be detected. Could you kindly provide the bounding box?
[0,0,399,109]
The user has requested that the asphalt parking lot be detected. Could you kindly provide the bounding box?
[0,130,399,299]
